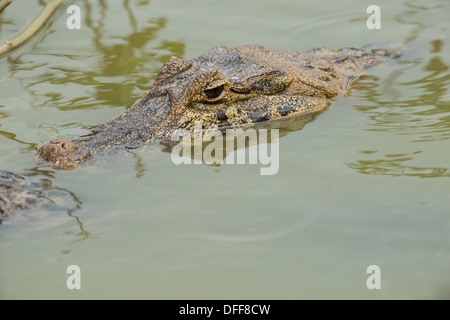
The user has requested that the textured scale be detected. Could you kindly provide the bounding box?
[35,44,396,169]
[1,44,397,218]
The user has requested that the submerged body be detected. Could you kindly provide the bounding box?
[37,44,395,168]
[0,171,52,223]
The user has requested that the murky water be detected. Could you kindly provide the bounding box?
[0,0,449,299]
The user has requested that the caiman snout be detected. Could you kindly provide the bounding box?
[38,139,90,167]
[42,139,77,155]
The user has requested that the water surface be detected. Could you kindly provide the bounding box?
[0,0,449,299]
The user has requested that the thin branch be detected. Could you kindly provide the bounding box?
[0,0,66,56]
[0,0,13,14]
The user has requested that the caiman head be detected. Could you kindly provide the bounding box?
[37,45,387,168]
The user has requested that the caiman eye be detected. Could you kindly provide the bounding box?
[204,85,224,99]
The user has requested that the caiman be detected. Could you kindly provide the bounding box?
[36,44,396,168]
[2,44,397,219]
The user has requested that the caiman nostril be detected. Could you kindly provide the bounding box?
[38,139,78,160]
[37,138,90,167]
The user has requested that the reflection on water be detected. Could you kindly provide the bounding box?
[346,151,449,178]
[79,0,185,110]
[36,176,93,255]
[161,112,320,168]
[131,152,146,179]
[348,26,449,178]
[354,41,449,142]
[352,1,450,142]
[0,129,37,153]
[3,0,185,113]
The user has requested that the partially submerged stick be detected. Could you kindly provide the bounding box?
[0,0,13,14]
[0,0,66,56]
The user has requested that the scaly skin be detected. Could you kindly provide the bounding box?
[0,170,80,222]
[0,171,49,223]
[37,45,395,168]
[1,45,396,219]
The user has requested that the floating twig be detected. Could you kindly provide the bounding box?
[0,0,13,14]
[0,0,66,56]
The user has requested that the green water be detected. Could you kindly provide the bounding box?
[1,0,449,299]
